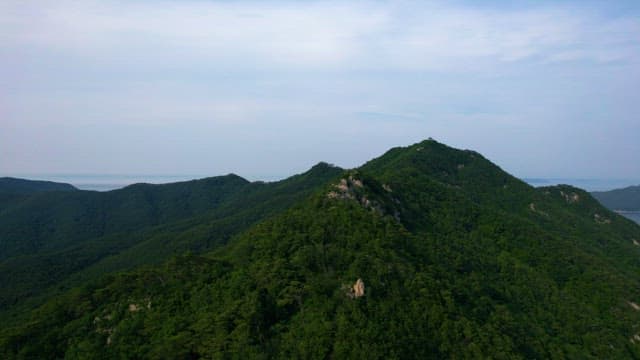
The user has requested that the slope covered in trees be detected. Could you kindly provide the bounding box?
[0,177,77,212]
[2,140,640,358]
[0,163,343,322]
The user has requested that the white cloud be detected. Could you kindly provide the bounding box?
[1,1,639,178]
[2,1,638,71]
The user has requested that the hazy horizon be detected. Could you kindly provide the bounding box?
[2,0,639,180]
[4,171,640,194]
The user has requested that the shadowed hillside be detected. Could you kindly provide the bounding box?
[592,185,640,211]
[0,177,77,194]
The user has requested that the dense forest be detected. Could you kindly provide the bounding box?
[0,164,342,323]
[2,139,640,358]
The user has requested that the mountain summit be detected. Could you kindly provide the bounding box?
[2,140,640,358]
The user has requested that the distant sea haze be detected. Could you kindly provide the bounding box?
[523,178,640,192]
[10,175,640,193]
[618,211,640,224]
[12,174,287,191]
[14,174,207,192]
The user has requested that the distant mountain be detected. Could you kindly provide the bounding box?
[2,140,640,358]
[0,177,77,194]
[592,185,640,211]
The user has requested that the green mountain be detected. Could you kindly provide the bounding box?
[0,163,343,320]
[592,185,640,211]
[0,174,250,261]
[0,177,77,194]
[2,140,640,359]
[0,177,77,211]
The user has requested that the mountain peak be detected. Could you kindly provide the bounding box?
[360,139,522,195]
[308,161,342,174]
[311,161,337,169]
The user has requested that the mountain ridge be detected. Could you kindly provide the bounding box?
[0,177,77,194]
[2,139,640,358]
[592,185,640,212]
[0,163,343,321]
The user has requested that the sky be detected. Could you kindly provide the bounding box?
[1,0,639,181]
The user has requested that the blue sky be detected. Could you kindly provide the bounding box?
[1,0,639,180]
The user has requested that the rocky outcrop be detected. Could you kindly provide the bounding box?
[327,176,362,201]
[529,203,549,217]
[353,278,365,298]
[559,190,580,203]
[327,173,401,221]
[594,213,611,224]
[345,278,365,299]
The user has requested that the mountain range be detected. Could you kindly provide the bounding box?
[592,185,640,212]
[1,139,640,358]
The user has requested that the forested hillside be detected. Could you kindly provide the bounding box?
[2,140,640,358]
[0,163,342,323]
